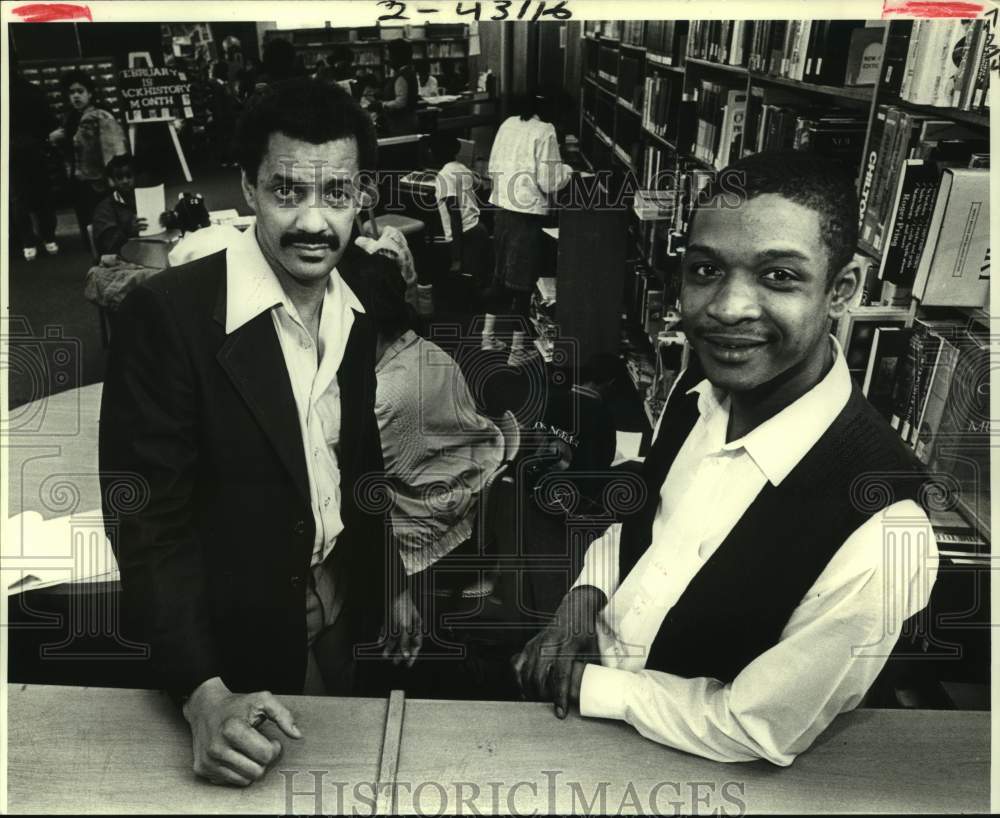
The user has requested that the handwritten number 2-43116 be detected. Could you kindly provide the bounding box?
[377,1,572,21]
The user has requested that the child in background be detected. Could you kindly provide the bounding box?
[90,155,167,257]
[429,131,492,289]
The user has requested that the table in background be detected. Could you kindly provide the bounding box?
[391,699,989,814]
[6,685,390,814]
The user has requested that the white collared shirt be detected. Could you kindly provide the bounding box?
[225,227,365,624]
[573,337,938,765]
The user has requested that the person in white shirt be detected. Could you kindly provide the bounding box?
[482,95,573,350]
[415,59,440,98]
[428,131,492,288]
[512,150,939,765]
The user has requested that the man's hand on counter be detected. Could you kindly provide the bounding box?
[511,585,606,720]
[182,676,302,787]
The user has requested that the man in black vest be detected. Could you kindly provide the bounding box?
[512,151,938,764]
[100,80,420,787]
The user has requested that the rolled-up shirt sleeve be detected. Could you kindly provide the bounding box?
[579,500,939,765]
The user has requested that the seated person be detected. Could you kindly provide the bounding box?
[415,59,439,97]
[368,260,505,600]
[522,353,619,508]
[512,150,939,765]
[428,131,492,287]
[90,154,156,256]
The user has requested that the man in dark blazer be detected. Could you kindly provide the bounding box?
[99,79,419,787]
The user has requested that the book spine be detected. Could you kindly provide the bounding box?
[857,105,887,250]
[900,19,924,100]
[880,161,940,288]
[881,19,914,95]
[915,334,959,462]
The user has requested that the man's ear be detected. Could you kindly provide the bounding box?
[828,255,861,320]
[240,170,257,214]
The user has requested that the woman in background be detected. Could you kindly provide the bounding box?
[481,93,572,351]
[49,70,128,248]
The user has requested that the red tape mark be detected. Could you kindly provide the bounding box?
[12,3,93,22]
[882,1,986,17]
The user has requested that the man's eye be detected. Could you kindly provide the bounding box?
[762,268,797,284]
[274,186,297,202]
[324,189,352,207]
[690,263,721,279]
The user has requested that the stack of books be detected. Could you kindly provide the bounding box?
[859,105,988,306]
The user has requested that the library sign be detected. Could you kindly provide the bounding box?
[118,67,194,122]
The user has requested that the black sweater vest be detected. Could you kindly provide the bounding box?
[617,364,929,684]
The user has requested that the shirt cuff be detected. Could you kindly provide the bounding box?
[578,663,631,721]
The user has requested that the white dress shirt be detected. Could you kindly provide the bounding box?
[488,115,572,215]
[572,337,939,765]
[225,227,365,629]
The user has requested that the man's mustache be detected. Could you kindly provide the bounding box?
[280,233,340,250]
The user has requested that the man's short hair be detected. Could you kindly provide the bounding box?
[60,69,95,95]
[104,153,133,179]
[234,78,377,182]
[690,150,859,279]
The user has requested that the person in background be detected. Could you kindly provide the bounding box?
[428,131,492,289]
[11,71,60,261]
[512,150,938,765]
[90,154,160,257]
[415,59,439,98]
[481,93,572,351]
[207,60,242,168]
[368,39,419,135]
[367,258,505,605]
[221,35,245,93]
[49,69,128,250]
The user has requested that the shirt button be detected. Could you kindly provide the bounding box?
[290,575,304,590]
[293,519,308,535]
[697,540,712,560]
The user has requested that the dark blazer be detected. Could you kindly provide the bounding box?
[99,244,402,700]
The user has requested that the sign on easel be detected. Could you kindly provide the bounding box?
[119,52,193,182]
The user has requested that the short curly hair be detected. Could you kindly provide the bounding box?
[234,77,377,182]
[689,150,859,281]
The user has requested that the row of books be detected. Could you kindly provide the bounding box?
[620,20,646,47]
[691,81,746,170]
[642,20,689,66]
[423,42,467,58]
[741,92,868,173]
[858,104,989,306]
[641,72,684,142]
[855,318,990,542]
[686,20,882,87]
[883,19,991,111]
